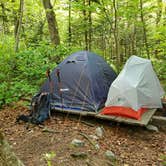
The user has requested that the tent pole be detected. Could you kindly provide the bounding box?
[56,68,63,112]
[46,68,53,119]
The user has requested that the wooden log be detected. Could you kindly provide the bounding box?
[151,115,166,131]
[152,116,166,122]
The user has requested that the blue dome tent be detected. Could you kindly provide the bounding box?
[41,51,117,112]
[20,51,117,124]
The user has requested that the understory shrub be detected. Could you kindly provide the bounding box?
[0,42,71,108]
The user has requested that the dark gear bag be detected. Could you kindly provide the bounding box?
[16,93,51,124]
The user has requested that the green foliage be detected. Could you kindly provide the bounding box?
[153,59,166,81]
[0,0,165,108]
[160,154,166,166]
[43,151,56,166]
[0,40,71,108]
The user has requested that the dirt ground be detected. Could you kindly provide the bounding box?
[0,102,166,166]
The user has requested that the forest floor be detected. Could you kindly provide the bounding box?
[0,102,166,166]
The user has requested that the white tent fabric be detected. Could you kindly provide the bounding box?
[105,55,165,111]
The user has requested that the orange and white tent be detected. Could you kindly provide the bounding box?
[101,56,165,120]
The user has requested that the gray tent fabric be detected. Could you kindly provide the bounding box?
[40,51,117,112]
[105,55,165,110]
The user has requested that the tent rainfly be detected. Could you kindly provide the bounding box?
[102,55,165,120]
[40,51,117,112]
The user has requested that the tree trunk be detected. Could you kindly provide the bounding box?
[140,0,150,59]
[83,0,88,50]
[124,40,127,59]
[14,0,24,52]
[68,0,72,46]
[100,0,114,59]
[101,32,106,58]
[154,0,162,57]
[0,3,8,34]
[156,0,162,25]
[100,0,112,26]
[42,0,60,46]
[113,0,120,71]
[88,0,92,50]
[164,5,166,25]
[110,36,114,59]
[131,24,137,55]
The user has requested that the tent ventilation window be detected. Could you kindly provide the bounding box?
[66,60,76,64]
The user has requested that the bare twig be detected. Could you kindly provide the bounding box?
[81,120,95,127]
[79,132,98,149]
[42,127,60,134]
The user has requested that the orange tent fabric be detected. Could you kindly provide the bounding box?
[101,106,148,120]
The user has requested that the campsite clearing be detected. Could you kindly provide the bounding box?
[0,102,166,166]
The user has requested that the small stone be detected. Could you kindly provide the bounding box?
[73,127,78,130]
[95,144,100,150]
[85,159,90,165]
[71,139,85,147]
[89,135,99,140]
[28,130,34,133]
[87,149,92,153]
[95,127,104,138]
[105,150,116,161]
[146,124,159,132]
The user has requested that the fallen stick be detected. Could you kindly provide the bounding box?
[42,127,60,134]
[79,132,99,150]
[81,120,95,127]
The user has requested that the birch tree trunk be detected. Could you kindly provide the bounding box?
[113,0,120,70]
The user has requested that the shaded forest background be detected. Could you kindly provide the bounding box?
[0,0,165,108]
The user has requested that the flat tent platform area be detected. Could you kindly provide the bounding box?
[52,108,156,126]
